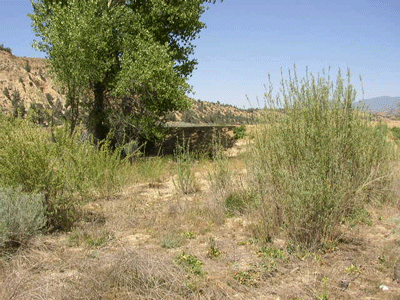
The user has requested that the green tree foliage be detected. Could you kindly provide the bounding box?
[29,0,221,143]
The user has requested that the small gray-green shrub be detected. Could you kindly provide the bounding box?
[0,187,46,247]
[249,67,394,249]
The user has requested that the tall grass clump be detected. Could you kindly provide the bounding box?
[0,117,131,231]
[249,67,394,249]
[173,140,198,194]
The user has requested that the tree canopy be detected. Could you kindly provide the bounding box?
[29,0,220,143]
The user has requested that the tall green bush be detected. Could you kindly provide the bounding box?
[0,117,132,231]
[249,67,394,249]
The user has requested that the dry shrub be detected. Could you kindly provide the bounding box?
[0,245,192,300]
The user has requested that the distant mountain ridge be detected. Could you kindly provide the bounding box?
[354,96,400,114]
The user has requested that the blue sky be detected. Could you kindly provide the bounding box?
[1,0,399,108]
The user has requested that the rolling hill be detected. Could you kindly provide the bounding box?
[354,96,400,115]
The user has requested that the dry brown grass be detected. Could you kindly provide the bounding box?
[1,138,400,299]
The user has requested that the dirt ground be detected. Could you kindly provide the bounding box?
[1,139,400,300]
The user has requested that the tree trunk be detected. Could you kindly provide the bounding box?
[89,82,109,142]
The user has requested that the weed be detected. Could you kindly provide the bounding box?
[184,231,196,239]
[233,124,247,139]
[391,126,400,141]
[225,190,258,216]
[161,233,185,249]
[173,140,198,194]
[345,263,360,275]
[259,245,286,260]
[237,239,255,246]
[85,233,111,248]
[136,156,169,184]
[234,270,260,287]
[260,259,278,277]
[319,276,330,300]
[175,253,205,276]
[68,229,112,248]
[207,236,221,258]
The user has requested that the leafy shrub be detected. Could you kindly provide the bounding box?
[174,253,205,276]
[0,117,131,231]
[23,60,31,73]
[0,43,12,54]
[391,126,400,141]
[249,67,394,249]
[0,187,46,247]
[233,125,247,139]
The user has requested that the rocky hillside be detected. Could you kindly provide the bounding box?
[0,49,259,124]
[0,50,63,115]
[166,100,261,125]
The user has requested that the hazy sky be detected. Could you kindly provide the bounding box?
[1,0,399,108]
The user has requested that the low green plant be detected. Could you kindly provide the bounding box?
[208,147,232,196]
[184,231,196,239]
[345,263,360,275]
[85,232,112,248]
[390,126,400,141]
[249,67,394,249]
[0,187,46,248]
[174,253,205,276]
[136,156,169,184]
[161,233,185,249]
[68,229,112,248]
[207,236,221,258]
[259,245,286,260]
[319,276,330,300]
[225,190,258,217]
[233,124,247,139]
[233,270,260,287]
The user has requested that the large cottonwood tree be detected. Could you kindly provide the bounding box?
[30,0,220,142]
